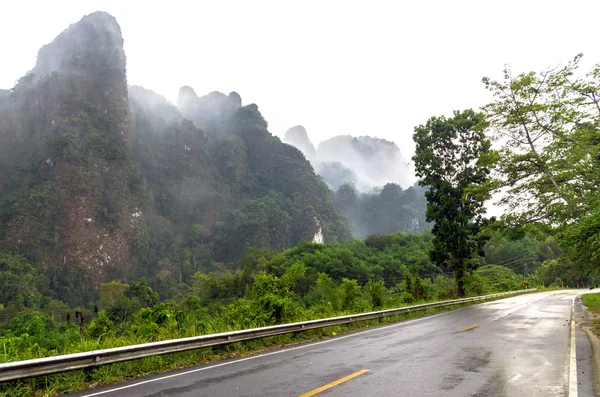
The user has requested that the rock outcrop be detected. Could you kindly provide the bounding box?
[283,125,316,163]
[0,12,142,294]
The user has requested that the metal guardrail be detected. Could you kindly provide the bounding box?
[0,289,534,382]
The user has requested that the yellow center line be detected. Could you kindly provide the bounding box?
[298,369,369,397]
[460,324,478,332]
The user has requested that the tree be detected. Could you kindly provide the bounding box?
[412,110,492,296]
[482,54,600,225]
[334,181,429,239]
[98,280,129,309]
[125,278,160,307]
[483,55,600,275]
[0,253,41,308]
[334,183,359,218]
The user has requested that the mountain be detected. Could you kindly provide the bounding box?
[0,12,141,304]
[318,135,412,190]
[283,126,428,238]
[129,87,351,294]
[283,128,412,191]
[283,125,316,163]
[177,86,242,134]
[0,12,350,304]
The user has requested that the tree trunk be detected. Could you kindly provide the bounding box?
[456,269,466,297]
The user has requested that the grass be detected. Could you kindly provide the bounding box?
[0,292,534,397]
[583,293,600,313]
[582,292,600,339]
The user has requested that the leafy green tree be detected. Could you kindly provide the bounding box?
[534,259,582,288]
[239,248,275,277]
[310,273,341,310]
[404,272,430,301]
[0,254,43,309]
[125,278,160,307]
[559,209,600,275]
[475,265,520,292]
[9,309,54,337]
[45,299,71,323]
[412,110,492,296]
[190,224,211,248]
[339,278,367,312]
[280,262,308,293]
[363,279,386,308]
[86,311,115,339]
[191,267,246,304]
[334,181,430,239]
[482,54,600,225]
[335,183,359,216]
[98,281,129,310]
[483,56,600,275]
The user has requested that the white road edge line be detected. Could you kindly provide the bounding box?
[569,296,578,397]
[77,308,459,397]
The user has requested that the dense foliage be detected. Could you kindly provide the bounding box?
[483,55,600,277]
[0,235,537,368]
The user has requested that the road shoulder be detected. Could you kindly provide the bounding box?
[575,295,600,396]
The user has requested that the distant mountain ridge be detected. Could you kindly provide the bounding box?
[283,127,412,191]
[283,126,428,238]
[284,126,316,163]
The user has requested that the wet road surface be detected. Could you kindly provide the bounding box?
[71,290,591,397]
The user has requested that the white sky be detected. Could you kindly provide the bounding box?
[2,0,599,165]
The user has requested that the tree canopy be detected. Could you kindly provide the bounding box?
[483,54,600,275]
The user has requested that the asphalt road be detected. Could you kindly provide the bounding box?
[71,290,592,397]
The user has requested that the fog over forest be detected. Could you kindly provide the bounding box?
[283,125,413,192]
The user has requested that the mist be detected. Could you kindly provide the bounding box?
[283,126,414,192]
[281,125,428,238]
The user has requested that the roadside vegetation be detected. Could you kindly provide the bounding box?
[0,226,573,396]
[583,294,600,313]
[0,233,547,365]
[3,297,512,397]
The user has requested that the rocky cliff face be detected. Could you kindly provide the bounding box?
[0,12,143,297]
[33,11,130,143]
